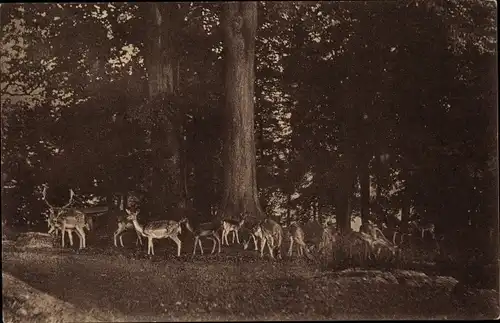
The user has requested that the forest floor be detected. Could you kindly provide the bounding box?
[2,232,499,322]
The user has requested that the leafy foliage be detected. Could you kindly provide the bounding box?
[1,2,496,261]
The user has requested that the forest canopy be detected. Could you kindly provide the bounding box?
[1,1,497,248]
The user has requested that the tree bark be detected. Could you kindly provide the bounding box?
[220,2,262,223]
[122,192,128,210]
[106,193,115,210]
[335,155,356,233]
[286,193,292,225]
[359,158,370,224]
[144,3,185,215]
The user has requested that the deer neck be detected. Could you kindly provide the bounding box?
[131,218,145,235]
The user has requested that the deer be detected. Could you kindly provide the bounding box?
[411,222,436,240]
[185,219,222,256]
[317,225,338,256]
[244,218,283,259]
[113,211,143,248]
[359,221,397,258]
[221,217,245,245]
[125,209,185,257]
[360,220,393,244]
[43,186,87,249]
[287,221,309,258]
[242,230,260,251]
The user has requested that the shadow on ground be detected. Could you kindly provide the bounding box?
[3,238,498,321]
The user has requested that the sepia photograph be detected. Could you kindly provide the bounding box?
[1,1,498,321]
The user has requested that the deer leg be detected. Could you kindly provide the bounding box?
[72,229,81,248]
[61,226,66,248]
[288,237,294,257]
[267,237,275,259]
[171,236,182,257]
[198,239,203,255]
[231,231,236,244]
[260,237,267,258]
[235,230,240,244]
[113,231,119,247]
[251,234,258,251]
[120,235,125,247]
[222,230,228,245]
[208,237,217,254]
[114,227,125,247]
[134,231,140,246]
[77,226,86,249]
[299,241,306,257]
[67,230,74,246]
[137,232,143,246]
[148,237,154,255]
[76,228,85,249]
[192,237,199,256]
[215,233,222,253]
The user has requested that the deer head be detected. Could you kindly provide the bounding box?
[125,208,139,221]
[42,186,75,219]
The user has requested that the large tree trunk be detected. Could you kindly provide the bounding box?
[144,3,185,216]
[220,2,263,223]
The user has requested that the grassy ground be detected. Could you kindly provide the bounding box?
[2,231,498,321]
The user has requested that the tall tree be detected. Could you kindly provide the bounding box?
[142,3,185,215]
[219,2,263,222]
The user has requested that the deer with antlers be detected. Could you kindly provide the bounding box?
[42,186,87,249]
[125,209,186,257]
[360,220,397,258]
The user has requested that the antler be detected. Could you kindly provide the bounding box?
[61,189,75,209]
[42,186,55,209]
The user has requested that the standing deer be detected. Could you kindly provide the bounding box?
[42,186,87,249]
[113,211,143,247]
[185,219,222,256]
[360,221,397,258]
[287,221,309,258]
[412,222,436,240]
[221,217,245,245]
[245,218,283,259]
[125,209,185,257]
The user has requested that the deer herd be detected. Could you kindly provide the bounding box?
[42,187,438,262]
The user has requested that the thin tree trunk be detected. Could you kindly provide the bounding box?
[335,157,356,233]
[400,164,410,227]
[360,158,370,224]
[106,193,115,210]
[286,193,291,225]
[220,2,262,223]
[122,192,128,211]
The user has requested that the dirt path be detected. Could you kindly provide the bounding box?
[1,248,492,321]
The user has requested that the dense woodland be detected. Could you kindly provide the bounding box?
[1,2,497,260]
